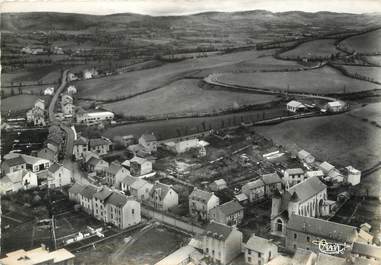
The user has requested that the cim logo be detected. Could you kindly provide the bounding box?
[312,239,350,255]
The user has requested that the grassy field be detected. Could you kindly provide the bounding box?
[74,225,187,265]
[280,39,340,59]
[75,49,273,100]
[342,65,381,83]
[102,79,278,117]
[365,55,381,66]
[215,65,381,94]
[1,94,40,113]
[255,106,381,197]
[1,66,62,85]
[339,29,381,54]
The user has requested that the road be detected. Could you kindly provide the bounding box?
[48,69,75,158]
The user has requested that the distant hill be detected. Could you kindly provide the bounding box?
[2,10,381,32]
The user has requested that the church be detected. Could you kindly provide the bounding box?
[270,176,332,236]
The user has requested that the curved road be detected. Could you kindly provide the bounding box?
[48,69,75,158]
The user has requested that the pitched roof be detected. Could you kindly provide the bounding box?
[89,138,111,148]
[352,242,381,260]
[305,170,324,178]
[130,156,149,165]
[93,187,113,201]
[315,253,347,265]
[149,182,173,199]
[204,221,233,241]
[74,136,88,146]
[213,179,227,186]
[130,178,149,190]
[285,168,304,175]
[246,234,276,253]
[190,188,215,202]
[48,163,62,173]
[140,133,157,142]
[291,249,317,265]
[298,150,313,160]
[5,170,31,184]
[106,161,123,175]
[121,175,138,186]
[287,176,326,202]
[243,179,265,190]
[319,161,335,173]
[80,185,98,199]
[287,100,305,108]
[215,200,243,216]
[68,183,85,195]
[20,154,50,165]
[2,156,26,167]
[287,214,358,243]
[106,192,129,207]
[262,172,282,185]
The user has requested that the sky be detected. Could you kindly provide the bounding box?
[1,0,381,15]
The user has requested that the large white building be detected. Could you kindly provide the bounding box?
[189,188,220,221]
[76,111,114,125]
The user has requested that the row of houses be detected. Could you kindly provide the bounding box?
[68,184,141,229]
[26,99,46,126]
[73,135,112,160]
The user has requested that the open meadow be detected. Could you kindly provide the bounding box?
[1,94,41,113]
[365,55,381,66]
[102,79,279,117]
[75,49,276,100]
[279,39,341,59]
[339,28,381,54]
[341,65,381,83]
[214,65,381,94]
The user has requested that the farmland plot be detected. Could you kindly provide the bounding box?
[75,49,271,100]
[1,94,40,113]
[341,65,381,83]
[280,39,341,59]
[214,66,381,94]
[339,29,381,54]
[103,79,278,117]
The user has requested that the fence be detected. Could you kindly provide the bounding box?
[141,206,204,235]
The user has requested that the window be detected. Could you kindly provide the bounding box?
[248,257,251,263]
[277,219,283,232]
[248,249,251,255]
[294,233,297,239]
[258,261,261,265]
[293,244,296,249]
[132,209,135,214]
[307,236,310,242]
[258,253,261,258]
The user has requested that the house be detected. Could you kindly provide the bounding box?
[79,185,98,214]
[62,103,75,116]
[327,101,345,113]
[148,181,179,211]
[327,169,345,183]
[287,100,307,112]
[351,241,381,261]
[285,214,358,256]
[297,150,315,164]
[189,188,220,221]
[37,147,58,163]
[283,168,305,188]
[235,193,249,204]
[318,161,335,175]
[209,179,227,191]
[106,192,141,229]
[0,246,75,265]
[76,111,114,125]
[262,172,283,197]
[67,85,77,94]
[0,170,38,194]
[47,163,72,188]
[34,98,45,110]
[89,137,112,155]
[241,179,265,202]
[87,157,109,174]
[52,46,64,55]
[120,175,139,193]
[67,72,78,81]
[130,178,153,201]
[44,87,54,96]
[104,161,130,188]
[68,183,85,203]
[210,200,244,226]
[1,155,26,175]
[5,154,51,174]
[271,176,329,236]
[345,166,361,186]
[92,187,113,222]
[73,136,89,160]
[172,139,201,153]
[83,68,97,79]
[266,248,317,265]
[129,156,153,176]
[155,245,201,265]
[61,94,73,106]
[244,234,278,265]
[139,133,158,153]
[121,135,136,147]
[26,107,46,126]
[202,221,243,265]
[305,170,324,179]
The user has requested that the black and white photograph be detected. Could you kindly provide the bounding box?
[1,0,381,264]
